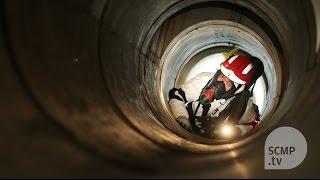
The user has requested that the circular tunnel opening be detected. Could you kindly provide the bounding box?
[158,20,281,143]
[100,0,290,154]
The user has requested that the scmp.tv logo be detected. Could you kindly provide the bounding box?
[265,127,307,169]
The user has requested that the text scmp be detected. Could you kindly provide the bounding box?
[268,146,295,155]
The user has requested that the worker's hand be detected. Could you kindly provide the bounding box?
[176,116,192,133]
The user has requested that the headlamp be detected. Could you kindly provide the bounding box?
[220,124,234,137]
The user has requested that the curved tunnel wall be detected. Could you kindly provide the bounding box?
[1,0,320,177]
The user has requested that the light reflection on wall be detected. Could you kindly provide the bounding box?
[185,53,267,115]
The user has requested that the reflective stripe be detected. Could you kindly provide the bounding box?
[228,55,239,64]
[242,63,253,74]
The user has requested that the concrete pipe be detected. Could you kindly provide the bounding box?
[0,0,319,178]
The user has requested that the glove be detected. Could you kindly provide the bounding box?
[176,116,192,133]
[194,116,216,137]
[194,118,207,135]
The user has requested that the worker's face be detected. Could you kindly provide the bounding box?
[217,73,234,91]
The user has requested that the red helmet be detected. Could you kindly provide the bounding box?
[220,55,254,85]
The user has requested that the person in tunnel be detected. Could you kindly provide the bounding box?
[168,49,264,139]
